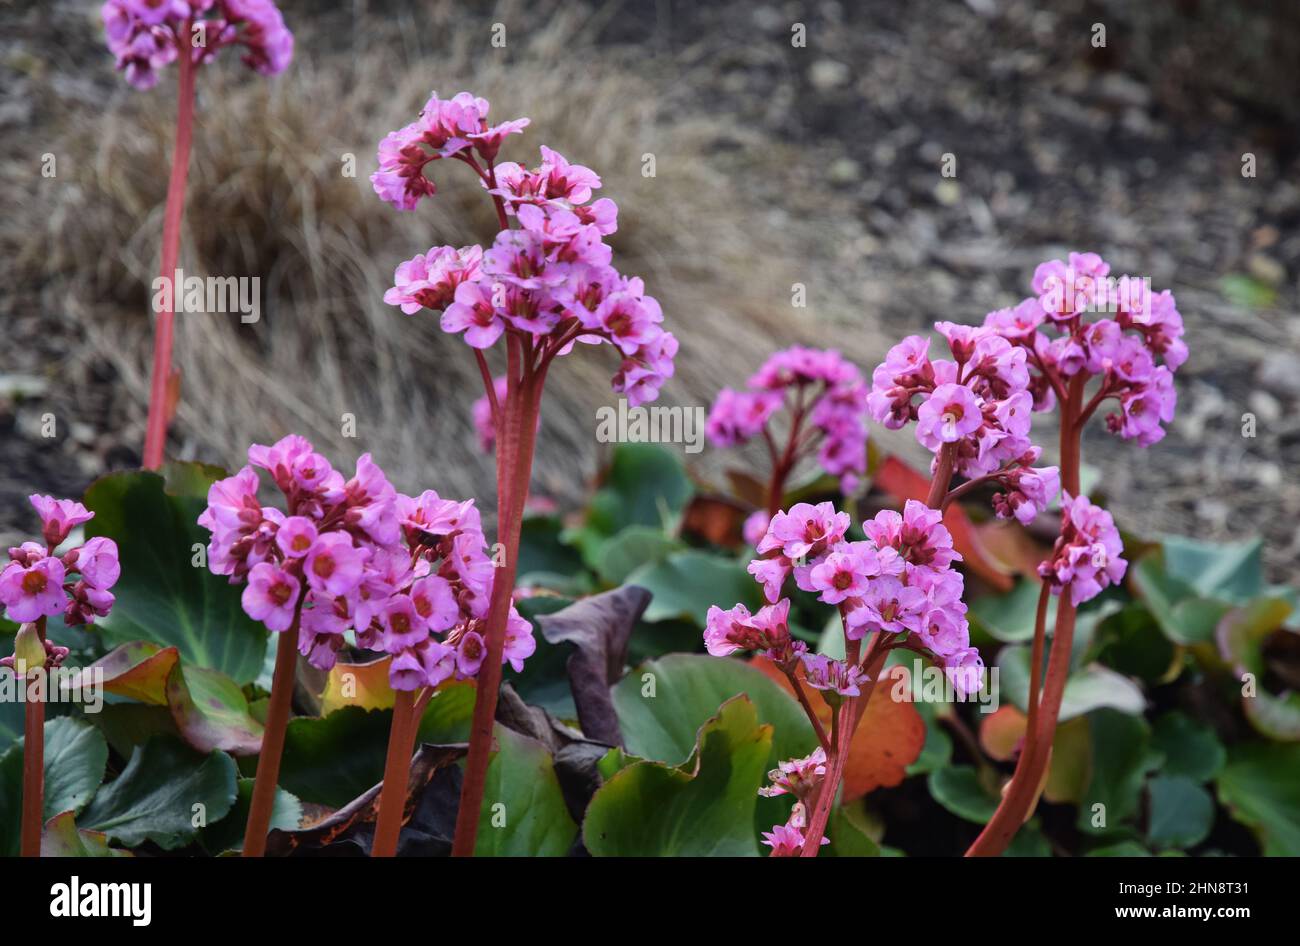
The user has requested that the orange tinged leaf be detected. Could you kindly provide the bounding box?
[321,656,396,713]
[751,656,925,799]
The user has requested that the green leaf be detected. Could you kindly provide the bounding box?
[1150,712,1225,782]
[584,696,772,856]
[626,551,763,626]
[200,777,301,854]
[1087,840,1152,857]
[1003,820,1053,857]
[0,747,21,856]
[1146,775,1214,849]
[41,811,131,857]
[612,653,814,767]
[1131,553,1231,646]
[996,645,1145,721]
[80,736,238,850]
[969,579,1057,644]
[1077,709,1152,835]
[592,526,683,586]
[165,662,264,756]
[279,684,475,807]
[927,765,999,824]
[1162,535,1264,604]
[1217,742,1300,855]
[475,726,577,856]
[0,696,22,749]
[84,464,269,684]
[585,444,693,537]
[516,515,587,584]
[42,717,109,819]
[1090,602,1178,682]
[824,804,882,857]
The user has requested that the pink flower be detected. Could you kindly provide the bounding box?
[502,607,537,672]
[762,822,812,857]
[241,562,300,631]
[758,747,827,800]
[417,639,459,687]
[800,652,865,697]
[304,533,367,597]
[844,576,928,639]
[705,389,781,447]
[742,511,771,549]
[381,594,428,651]
[807,547,876,604]
[65,582,115,626]
[384,245,484,314]
[1038,494,1127,606]
[29,495,95,548]
[455,630,486,677]
[916,383,983,447]
[69,536,121,590]
[760,502,851,561]
[992,466,1060,525]
[746,556,791,604]
[441,279,506,348]
[409,575,459,633]
[275,516,318,558]
[917,608,970,658]
[864,500,959,571]
[389,649,428,690]
[0,557,68,623]
[944,647,985,696]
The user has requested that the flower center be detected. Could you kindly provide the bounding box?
[313,555,336,579]
[269,581,293,606]
[21,570,47,595]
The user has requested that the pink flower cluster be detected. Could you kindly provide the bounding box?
[707,499,983,696]
[984,252,1184,445]
[758,747,829,856]
[375,93,676,407]
[1037,494,1127,606]
[0,496,120,633]
[707,347,869,494]
[198,435,534,690]
[102,0,293,90]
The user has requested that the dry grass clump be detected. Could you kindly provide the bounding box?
[14,0,851,506]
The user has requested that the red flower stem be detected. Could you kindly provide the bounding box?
[925,443,958,509]
[451,360,543,857]
[142,29,197,470]
[783,668,831,753]
[242,612,301,857]
[965,375,1084,856]
[19,617,47,858]
[371,689,418,857]
[800,697,849,856]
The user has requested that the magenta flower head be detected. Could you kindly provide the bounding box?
[373,99,677,409]
[1038,493,1128,606]
[1,496,121,630]
[199,435,534,690]
[102,0,293,89]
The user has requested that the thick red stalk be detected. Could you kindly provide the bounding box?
[20,618,47,858]
[965,376,1085,856]
[243,619,299,857]
[372,690,418,857]
[142,32,197,470]
[451,366,543,856]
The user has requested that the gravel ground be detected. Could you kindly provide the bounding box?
[2,0,1298,579]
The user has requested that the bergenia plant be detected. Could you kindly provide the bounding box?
[198,435,534,856]
[371,91,675,855]
[102,0,294,469]
[706,347,869,544]
[1,496,120,858]
[707,498,982,855]
[866,252,1182,856]
[705,253,1181,856]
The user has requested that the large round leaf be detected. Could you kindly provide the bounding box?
[1217,742,1300,855]
[475,726,577,857]
[42,717,109,819]
[625,552,763,626]
[79,736,238,850]
[584,696,772,856]
[612,653,814,767]
[84,464,269,684]
[1146,775,1214,849]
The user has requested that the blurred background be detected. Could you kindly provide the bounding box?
[2,0,1298,577]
